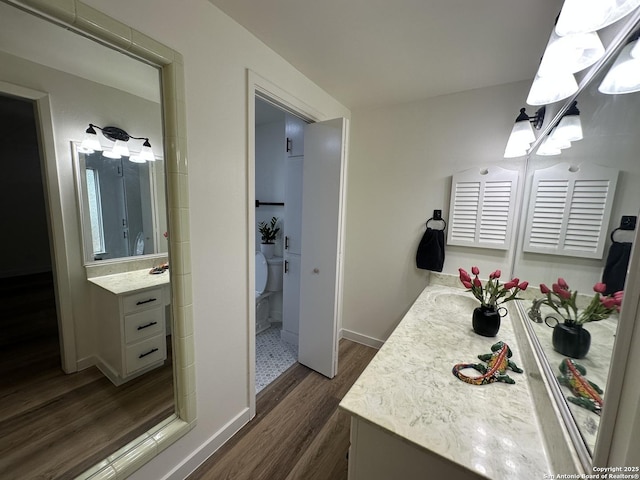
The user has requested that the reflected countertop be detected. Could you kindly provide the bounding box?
[88,268,170,295]
[527,304,617,454]
[339,284,551,479]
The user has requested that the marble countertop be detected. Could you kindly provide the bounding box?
[339,284,552,479]
[88,268,170,295]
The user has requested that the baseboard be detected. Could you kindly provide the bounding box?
[280,329,298,346]
[76,354,95,372]
[164,407,252,480]
[341,328,384,350]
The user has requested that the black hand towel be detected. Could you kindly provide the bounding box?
[602,241,632,295]
[416,228,445,272]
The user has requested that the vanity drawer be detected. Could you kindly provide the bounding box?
[125,335,167,375]
[122,288,163,314]
[124,307,164,344]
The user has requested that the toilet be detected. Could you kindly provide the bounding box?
[255,251,283,334]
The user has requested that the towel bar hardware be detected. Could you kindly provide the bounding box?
[426,209,447,231]
[255,200,284,207]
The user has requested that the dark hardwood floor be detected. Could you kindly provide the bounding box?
[0,273,174,480]
[188,339,377,480]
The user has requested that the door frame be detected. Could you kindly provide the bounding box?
[247,69,338,417]
[0,80,77,372]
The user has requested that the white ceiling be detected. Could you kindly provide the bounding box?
[209,0,565,109]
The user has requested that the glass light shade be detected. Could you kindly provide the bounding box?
[138,144,155,161]
[598,41,640,94]
[527,72,579,105]
[549,131,572,150]
[555,0,640,36]
[111,140,130,157]
[509,119,536,145]
[77,145,94,154]
[503,137,529,158]
[631,39,640,58]
[554,115,583,142]
[102,149,121,159]
[538,31,604,76]
[128,155,146,163]
[80,131,102,152]
[536,136,562,156]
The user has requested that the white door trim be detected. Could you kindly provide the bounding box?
[0,80,77,372]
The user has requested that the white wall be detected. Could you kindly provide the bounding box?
[343,80,531,342]
[79,1,350,478]
[255,119,286,254]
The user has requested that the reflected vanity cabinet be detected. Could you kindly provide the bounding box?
[90,283,167,386]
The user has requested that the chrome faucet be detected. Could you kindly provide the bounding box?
[528,298,545,323]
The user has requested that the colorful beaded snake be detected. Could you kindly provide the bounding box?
[452,341,523,385]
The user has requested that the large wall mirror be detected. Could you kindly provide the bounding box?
[513,10,640,470]
[0,1,194,478]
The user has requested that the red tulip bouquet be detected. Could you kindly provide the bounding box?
[539,278,623,325]
[458,267,529,308]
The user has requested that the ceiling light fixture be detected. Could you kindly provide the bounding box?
[503,107,545,158]
[80,124,155,161]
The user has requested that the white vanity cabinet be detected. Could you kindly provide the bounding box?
[88,271,169,386]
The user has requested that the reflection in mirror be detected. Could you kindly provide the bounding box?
[514,23,640,460]
[0,1,184,478]
[74,144,168,263]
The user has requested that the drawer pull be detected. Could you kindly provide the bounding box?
[137,321,158,330]
[136,298,157,306]
[139,347,159,359]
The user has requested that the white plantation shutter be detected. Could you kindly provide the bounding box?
[447,167,519,250]
[523,163,618,259]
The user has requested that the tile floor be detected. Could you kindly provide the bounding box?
[256,323,298,393]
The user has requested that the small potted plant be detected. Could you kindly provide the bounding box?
[538,279,623,358]
[459,267,529,337]
[258,216,280,258]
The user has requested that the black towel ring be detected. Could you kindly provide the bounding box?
[426,217,447,231]
[611,227,635,243]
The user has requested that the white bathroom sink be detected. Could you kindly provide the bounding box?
[430,292,479,313]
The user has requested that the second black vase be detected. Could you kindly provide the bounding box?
[472,305,501,337]
[552,322,591,359]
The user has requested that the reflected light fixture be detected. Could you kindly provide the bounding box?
[526,70,579,105]
[555,0,640,36]
[80,124,155,161]
[599,34,640,94]
[537,30,604,77]
[553,101,583,142]
[503,107,545,158]
[536,133,562,156]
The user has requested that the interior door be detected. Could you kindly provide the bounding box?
[298,117,348,378]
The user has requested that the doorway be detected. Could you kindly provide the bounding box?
[254,97,302,392]
[248,71,349,419]
[0,93,59,361]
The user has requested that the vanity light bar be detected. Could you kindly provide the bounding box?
[80,124,155,161]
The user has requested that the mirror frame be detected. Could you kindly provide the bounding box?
[516,8,640,472]
[4,0,196,477]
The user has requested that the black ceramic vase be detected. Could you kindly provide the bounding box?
[472,305,501,337]
[552,322,591,359]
